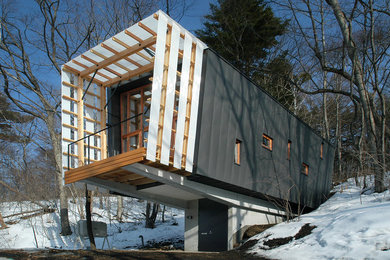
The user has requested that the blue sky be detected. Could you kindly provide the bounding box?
[178,0,216,33]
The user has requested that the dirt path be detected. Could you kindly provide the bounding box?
[0,249,267,259]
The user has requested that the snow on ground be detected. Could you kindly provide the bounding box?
[0,197,184,250]
[1,175,390,259]
[247,175,390,259]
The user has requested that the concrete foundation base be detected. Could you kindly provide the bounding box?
[184,199,283,251]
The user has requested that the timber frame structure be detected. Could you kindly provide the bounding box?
[62,10,334,252]
[62,11,206,186]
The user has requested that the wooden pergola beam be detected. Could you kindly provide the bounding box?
[100,43,142,69]
[102,62,154,87]
[112,37,155,63]
[80,36,156,78]
[138,22,157,37]
[72,60,113,80]
[62,65,104,85]
[125,30,156,52]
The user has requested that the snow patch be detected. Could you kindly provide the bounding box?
[247,175,390,259]
[0,198,184,250]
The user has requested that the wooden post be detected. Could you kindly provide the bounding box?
[100,85,107,159]
[77,76,85,166]
[156,26,172,160]
[181,43,196,167]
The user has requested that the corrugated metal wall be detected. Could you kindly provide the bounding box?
[194,50,334,209]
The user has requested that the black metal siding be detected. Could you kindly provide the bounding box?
[194,50,334,209]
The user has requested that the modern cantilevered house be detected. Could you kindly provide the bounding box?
[61,10,334,251]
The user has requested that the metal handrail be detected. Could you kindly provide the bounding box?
[67,106,150,170]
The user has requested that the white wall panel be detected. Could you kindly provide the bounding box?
[146,14,168,161]
[160,23,180,165]
[84,93,95,107]
[62,113,71,125]
[173,32,193,169]
[85,120,95,133]
[61,70,73,179]
[62,99,71,111]
[62,127,71,140]
[186,41,206,172]
[62,85,71,97]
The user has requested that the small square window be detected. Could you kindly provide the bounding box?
[234,139,241,165]
[262,134,273,151]
[301,163,309,176]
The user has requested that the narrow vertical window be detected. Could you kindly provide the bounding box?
[234,139,241,165]
[262,134,273,151]
[301,163,309,176]
[320,143,324,159]
[287,140,291,160]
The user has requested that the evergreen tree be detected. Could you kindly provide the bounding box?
[196,0,287,77]
[196,0,300,110]
[253,53,297,110]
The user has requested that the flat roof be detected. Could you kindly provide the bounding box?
[62,10,205,87]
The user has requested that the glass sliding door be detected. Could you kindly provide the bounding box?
[120,84,151,153]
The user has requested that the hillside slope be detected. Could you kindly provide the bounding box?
[245,175,390,259]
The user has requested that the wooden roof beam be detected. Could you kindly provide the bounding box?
[124,30,156,54]
[72,60,112,80]
[138,22,157,37]
[112,36,154,63]
[80,36,156,78]
[100,43,142,68]
[103,62,154,87]
[62,65,104,85]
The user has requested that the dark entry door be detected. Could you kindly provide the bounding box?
[198,199,228,251]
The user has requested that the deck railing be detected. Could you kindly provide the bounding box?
[67,108,149,170]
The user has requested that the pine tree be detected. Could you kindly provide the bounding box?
[196,0,300,110]
[196,0,287,77]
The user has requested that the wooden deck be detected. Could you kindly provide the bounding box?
[65,148,148,185]
[65,147,190,186]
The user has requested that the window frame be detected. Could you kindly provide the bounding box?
[262,134,273,151]
[301,163,309,176]
[287,140,292,160]
[234,139,241,165]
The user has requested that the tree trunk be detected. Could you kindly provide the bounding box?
[320,3,330,141]
[161,205,166,223]
[116,196,123,222]
[99,190,103,210]
[0,212,7,229]
[145,202,159,228]
[359,107,367,188]
[326,0,384,192]
[85,185,96,250]
[47,112,72,236]
[335,80,342,181]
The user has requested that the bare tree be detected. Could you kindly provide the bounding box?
[144,201,159,228]
[116,195,124,222]
[0,0,198,236]
[283,0,389,192]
